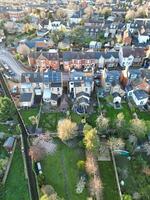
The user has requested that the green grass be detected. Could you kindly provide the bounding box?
[70,112,83,124]
[20,107,39,126]
[40,112,65,132]
[42,139,88,200]
[99,161,120,200]
[115,154,150,197]
[4,144,30,200]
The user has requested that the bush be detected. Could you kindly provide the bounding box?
[38,174,45,187]
[77,160,85,171]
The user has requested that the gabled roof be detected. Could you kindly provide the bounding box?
[133,90,148,100]
[122,47,145,57]
[63,51,119,61]
[29,51,59,60]
[76,92,90,98]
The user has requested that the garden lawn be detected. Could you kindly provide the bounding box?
[115,154,150,197]
[39,112,65,132]
[99,161,120,200]
[4,145,29,200]
[42,139,88,200]
[20,107,39,126]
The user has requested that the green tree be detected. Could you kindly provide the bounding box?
[28,115,38,126]
[51,31,65,44]
[0,97,15,122]
[130,118,147,139]
[83,124,99,151]
[77,160,85,171]
[123,194,133,200]
[115,113,128,137]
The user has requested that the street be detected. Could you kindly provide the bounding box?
[0,49,27,78]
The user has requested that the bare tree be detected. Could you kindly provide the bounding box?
[29,145,46,161]
[107,137,125,150]
[85,153,97,175]
[55,8,68,20]
[125,10,135,21]
[84,6,94,19]
[96,114,109,134]
[41,185,55,196]
[57,119,77,141]
[136,6,147,18]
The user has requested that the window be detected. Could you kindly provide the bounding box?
[57,88,59,91]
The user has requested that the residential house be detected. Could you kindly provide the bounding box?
[17,38,54,56]
[28,51,59,71]
[7,8,25,21]
[69,11,82,24]
[101,69,121,92]
[112,92,122,108]
[20,92,34,107]
[125,84,134,97]
[89,41,101,49]
[119,46,145,68]
[132,89,149,106]
[69,69,94,111]
[138,32,149,44]
[36,29,50,37]
[20,70,63,107]
[63,51,119,71]
[38,19,52,30]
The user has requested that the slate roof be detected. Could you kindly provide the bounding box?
[133,90,148,100]
[63,51,119,61]
[20,93,32,102]
[122,47,145,57]
[51,82,62,87]
[29,52,59,60]
[24,38,47,49]
[106,70,121,84]
[125,84,133,92]
[76,92,90,98]
[112,92,121,97]
[77,97,89,105]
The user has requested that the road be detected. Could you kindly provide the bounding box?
[0,49,27,78]
[0,73,39,200]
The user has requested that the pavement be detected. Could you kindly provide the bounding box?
[0,49,27,79]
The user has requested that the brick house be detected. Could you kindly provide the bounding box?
[63,51,119,71]
[28,51,59,71]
